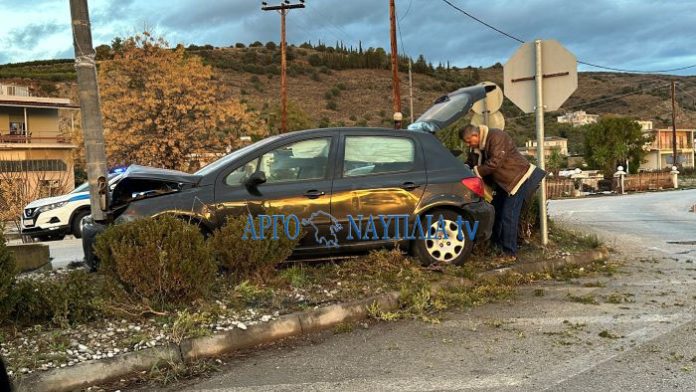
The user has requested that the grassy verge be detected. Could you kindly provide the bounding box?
[3,223,604,383]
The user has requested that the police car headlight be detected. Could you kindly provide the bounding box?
[37,201,68,213]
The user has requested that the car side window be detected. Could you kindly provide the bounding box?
[343,136,415,177]
[225,159,259,186]
[258,138,331,184]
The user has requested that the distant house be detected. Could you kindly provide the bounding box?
[557,111,599,127]
[520,136,568,158]
[0,84,79,197]
[640,125,695,170]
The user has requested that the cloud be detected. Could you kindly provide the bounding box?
[1,0,695,75]
[2,22,65,49]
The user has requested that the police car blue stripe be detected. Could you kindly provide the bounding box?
[68,194,91,202]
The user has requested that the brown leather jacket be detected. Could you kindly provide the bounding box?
[466,126,534,195]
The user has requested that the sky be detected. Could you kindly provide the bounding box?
[1,0,695,75]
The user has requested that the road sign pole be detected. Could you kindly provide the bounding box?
[534,39,549,246]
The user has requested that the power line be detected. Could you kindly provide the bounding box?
[505,81,671,121]
[398,0,413,22]
[440,0,524,43]
[396,1,408,57]
[438,0,696,74]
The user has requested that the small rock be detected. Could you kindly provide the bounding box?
[235,322,247,330]
[77,344,89,353]
[260,315,272,322]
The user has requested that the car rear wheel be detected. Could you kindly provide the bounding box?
[412,209,474,266]
[71,209,90,239]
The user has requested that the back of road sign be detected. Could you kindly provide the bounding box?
[503,39,577,113]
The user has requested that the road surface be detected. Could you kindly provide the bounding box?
[147,190,696,392]
[8,236,83,270]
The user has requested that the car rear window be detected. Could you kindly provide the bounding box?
[343,136,415,177]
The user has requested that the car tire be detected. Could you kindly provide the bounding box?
[71,209,90,239]
[412,208,474,267]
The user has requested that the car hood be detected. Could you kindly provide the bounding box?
[110,165,201,208]
[24,192,86,209]
[117,165,202,184]
[407,84,492,133]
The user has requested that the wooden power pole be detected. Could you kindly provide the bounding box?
[262,1,305,133]
[671,81,678,167]
[69,0,110,222]
[389,0,402,128]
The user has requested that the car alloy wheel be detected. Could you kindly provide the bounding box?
[425,218,466,263]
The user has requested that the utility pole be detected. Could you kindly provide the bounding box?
[389,0,402,128]
[671,80,678,167]
[534,39,548,246]
[69,0,109,222]
[262,1,305,133]
[408,59,414,124]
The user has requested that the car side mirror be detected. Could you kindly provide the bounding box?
[244,170,267,188]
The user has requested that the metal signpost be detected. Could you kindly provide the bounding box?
[504,39,577,245]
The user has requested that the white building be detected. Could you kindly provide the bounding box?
[557,111,599,127]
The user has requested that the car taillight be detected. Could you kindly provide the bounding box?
[461,177,484,198]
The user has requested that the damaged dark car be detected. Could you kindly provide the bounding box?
[82,85,497,268]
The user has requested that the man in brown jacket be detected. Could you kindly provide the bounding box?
[461,124,546,259]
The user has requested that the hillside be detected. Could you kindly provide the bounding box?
[2,44,696,151]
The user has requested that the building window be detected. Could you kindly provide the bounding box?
[0,160,67,172]
[9,121,26,135]
[38,180,64,198]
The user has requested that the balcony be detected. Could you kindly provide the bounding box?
[0,133,72,144]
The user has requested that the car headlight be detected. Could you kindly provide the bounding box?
[37,201,68,213]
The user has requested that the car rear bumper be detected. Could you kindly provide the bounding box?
[462,201,494,241]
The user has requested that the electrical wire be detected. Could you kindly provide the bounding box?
[505,81,671,121]
[398,0,413,22]
[396,1,408,58]
[439,0,696,74]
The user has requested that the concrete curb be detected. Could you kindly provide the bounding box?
[481,247,610,276]
[16,249,607,392]
[16,344,181,392]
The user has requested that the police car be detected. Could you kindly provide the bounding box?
[21,174,121,241]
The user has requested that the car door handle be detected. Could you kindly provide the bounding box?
[304,190,326,199]
[401,182,420,191]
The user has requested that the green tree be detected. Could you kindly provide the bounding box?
[263,101,313,134]
[545,148,567,176]
[583,117,652,176]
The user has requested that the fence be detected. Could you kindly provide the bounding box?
[619,172,673,192]
[545,178,575,199]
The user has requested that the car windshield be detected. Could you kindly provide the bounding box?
[70,173,121,194]
[194,136,282,177]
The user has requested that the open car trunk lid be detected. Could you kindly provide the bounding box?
[407,84,494,133]
[110,165,202,208]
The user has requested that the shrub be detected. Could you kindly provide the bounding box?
[93,216,216,307]
[335,82,347,90]
[208,214,302,283]
[0,229,17,319]
[6,270,101,326]
[326,100,338,111]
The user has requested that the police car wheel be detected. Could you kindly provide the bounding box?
[71,210,90,239]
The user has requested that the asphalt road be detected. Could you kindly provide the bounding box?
[151,190,696,392]
[8,236,84,269]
